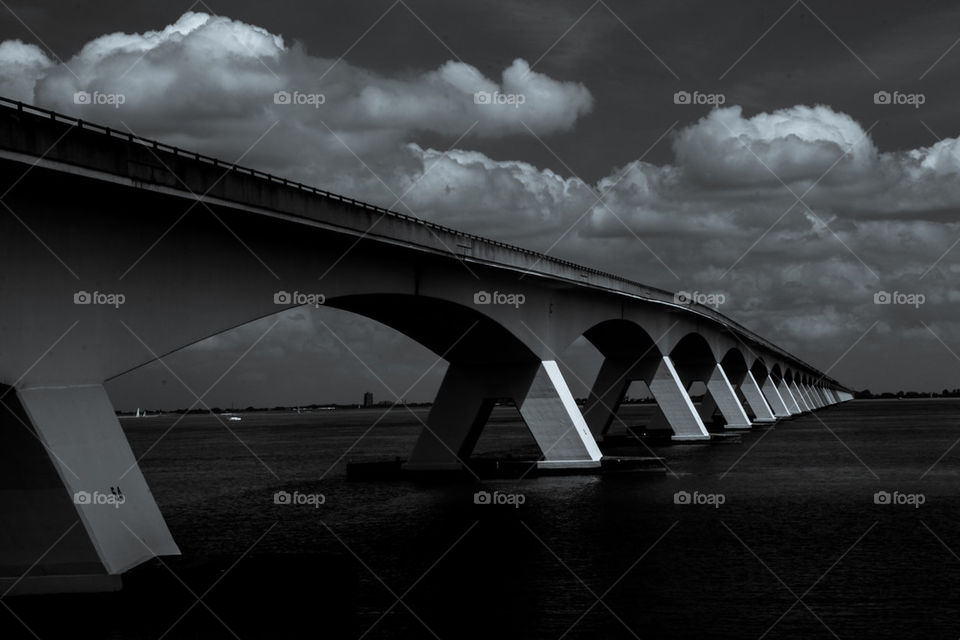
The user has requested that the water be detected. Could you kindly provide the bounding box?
[4,399,960,638]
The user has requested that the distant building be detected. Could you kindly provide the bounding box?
[363,392,374,407]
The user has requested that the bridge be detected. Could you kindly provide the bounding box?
[0,98,851,594]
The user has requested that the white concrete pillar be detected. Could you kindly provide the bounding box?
[524,361,603,468]
[816,387,831,405]
[741,371,776,422]
[762,377,791,417]
[796,383,814,410]
[802,385,819,409]
[583,355,712,441]
[704,363,752,429]
[406,360,602,471]
[778,380,802,414]
[790,381,811,412]
[582,357,633,438]
[836,390,853,402]
[647,356,711,441]
[0,384,179,595]
[808,385,825,408]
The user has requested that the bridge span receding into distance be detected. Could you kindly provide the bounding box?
[0,97,851,594]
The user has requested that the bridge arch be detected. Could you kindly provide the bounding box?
[325,293,538,365]
[720,347,750,381]
[582,318,662,360]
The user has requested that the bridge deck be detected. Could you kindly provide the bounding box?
[0,96,842,388]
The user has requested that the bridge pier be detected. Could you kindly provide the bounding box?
[647,357,712,440]
[582,355,711,441]
[811,386,824,407]
[405,360,602,470]
[807,384,823,409]
[818,387,833,405]
[803,387,816,409]
[761,377,791,418]
[790,381,811,412]
[777,380,803,414]
[695,364,752,430]
[739,371,777,423]
[0,384,178,595]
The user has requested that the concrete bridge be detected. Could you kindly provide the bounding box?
[0,98,851,594]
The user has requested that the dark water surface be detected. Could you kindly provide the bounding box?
[5,399,960,638]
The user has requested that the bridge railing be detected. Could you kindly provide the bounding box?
[0,96,844,388]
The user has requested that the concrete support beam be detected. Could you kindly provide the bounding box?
[790,381,811,412]
[648,357,711,441]
[703,364,752,429]
[406,360,602,470]
[815,387,830,405]
[582,355,711,442]
[808,385,825,408]
[0,384,179,595]
[797,384,813,409]
[762,377,791,418]
[740,371,776,423]
[778,380,802,414]
[836,390,853,402]
[582,357,633,438]
[802,385,819,409]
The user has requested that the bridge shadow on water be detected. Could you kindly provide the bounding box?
[4,400,960,639]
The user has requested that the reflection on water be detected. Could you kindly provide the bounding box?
[4,399,960,638]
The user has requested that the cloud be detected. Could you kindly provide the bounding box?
[22,12,591,142]
[5,10,960,396]
[673,105,878,187]
[0,40,53,101]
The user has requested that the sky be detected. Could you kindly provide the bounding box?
[2,0,960,409]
